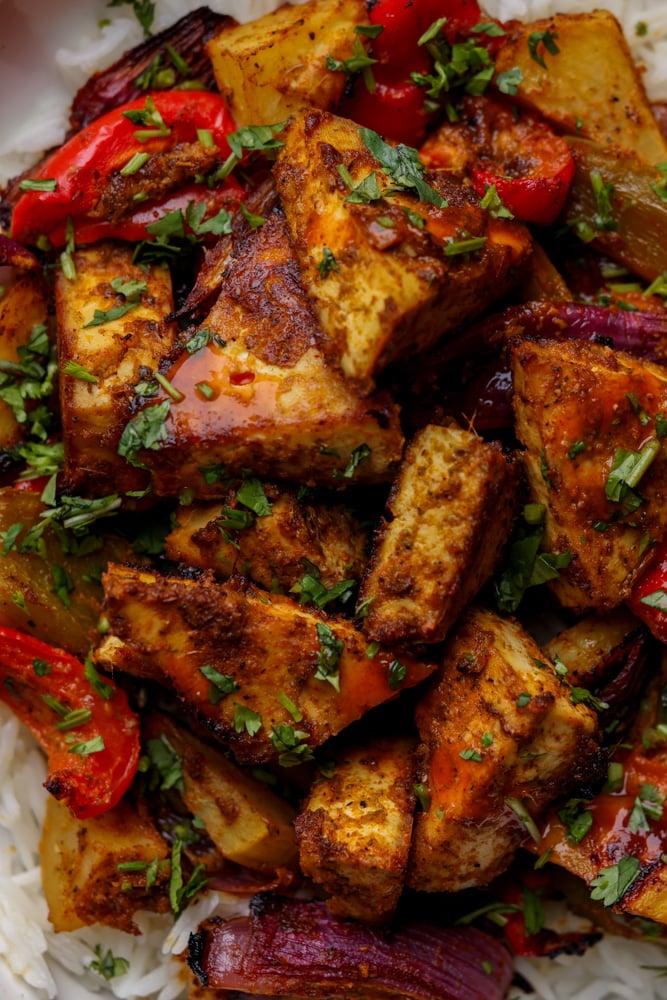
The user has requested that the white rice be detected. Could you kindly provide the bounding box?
[1,1,667,998]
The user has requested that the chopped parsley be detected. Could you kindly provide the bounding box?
[360,128,448,207]
[269,723,314,767]
[89,944,130,981]
[495,504,571,613]
[233,704,263,736]
[318,247,340,277]
[199,665,239,704]
[388,659,408,690]
[557,798,593,843]
[107,0,154,35]
[117,399,171,468]
[628,783,664,833]
[528,29,560,68]
[590,856,641,907]
[314,622,344,691]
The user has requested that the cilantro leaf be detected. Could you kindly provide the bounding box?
[590,856,641,906]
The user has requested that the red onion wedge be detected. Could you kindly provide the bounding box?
[443,301,667,431]
[188,894,513,999]
[69,8,231,131]
[0,234,41,272]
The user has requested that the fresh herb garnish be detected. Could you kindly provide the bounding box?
[590,856,641,906]
[314,622,344,691]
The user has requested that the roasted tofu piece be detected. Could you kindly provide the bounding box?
[407,606,603,894]
[95,564,435,765]
[165,484,368,594]
[40,796,169,933]
[511,337,667,612]
[536,666,667,925]
[136,208,403,494]
[0,271,49,449]
[273,109,532,384]
[494,11,667,164]
[55,241,178,497]
[295,736,417,923]
[206,0,367,128]
[0,487,133,656]
[144,714,297,871]
[359,424,521,645]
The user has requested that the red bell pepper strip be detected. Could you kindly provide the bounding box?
[340,0,482,147]
[471,153,575,226]
[627,536,667,644]
[0,627,140,819]
[34,178,245,248]
[11,90,236,247]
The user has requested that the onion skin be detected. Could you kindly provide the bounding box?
[188,894,513,999]
[449,301,667,431]
[69,8,232,131]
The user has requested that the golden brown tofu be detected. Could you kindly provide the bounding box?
[295,736,417,923]
[136,208,403,493]
[494,11,667,164]
[359,424,521,645]
[55,241,178,497]
[95,564,435,765]
[144,714,297,871]
[165,485,368,594]
[273,109,532,384]
[511,337,667,612]
[0,487,133,656]
[206,0,367,128]
[40,796,169,933]
[407,606,602,894]
[536,668,667,925]
[0,272,49,449]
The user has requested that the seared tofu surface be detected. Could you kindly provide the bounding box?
[296,736,417,923]
[359,424,521,644]
[165,485,368,594]
[55,241,177,496]
[511,337,667,612]
[273,109,532,384]
[139,208,404,493]
[407,606,602,893]
[95,564,435,765]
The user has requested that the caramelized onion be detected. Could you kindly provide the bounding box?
[188,894,513,999]
[0,234,40,271]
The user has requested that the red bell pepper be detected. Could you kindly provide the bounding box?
[627,536,667,644]
[11,90,236,247]
[340,0,482,147]
[471,152,575,226]
[420,96,575,225]
[0,627,140,819]
[32,178,245,248]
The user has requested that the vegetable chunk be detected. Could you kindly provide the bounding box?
[494,11,667,164]
[41,796,169,933]
[359,424,520,645]
[206,0,367,128]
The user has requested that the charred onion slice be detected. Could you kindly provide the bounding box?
[188,894,513,998]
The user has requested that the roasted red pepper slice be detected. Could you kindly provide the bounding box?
[34,178,244,248]
[11,90,235,247]
[340,0,482,146]
[627,536,667,644]
[471,154,575,226]
[0,627,140,819]
[420,96,575,225]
